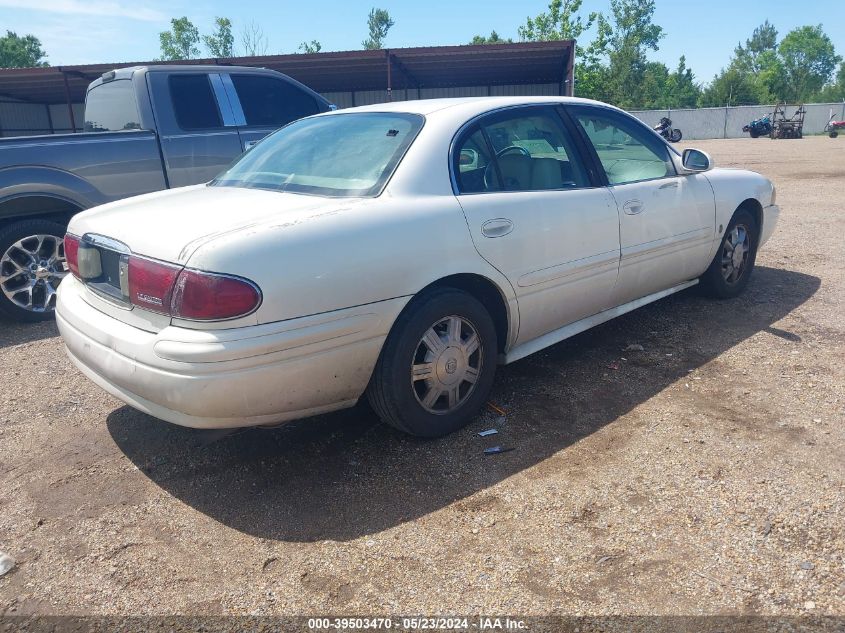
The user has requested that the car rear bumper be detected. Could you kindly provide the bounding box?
[56,276,407,429]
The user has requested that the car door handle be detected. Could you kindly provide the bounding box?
[659,181,679,189]
[623,200,645,215]
[481,218,514,238]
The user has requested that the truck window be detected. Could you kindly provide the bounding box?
[169,75,223,130]
[84,80,141,132]
[230,75,321,128]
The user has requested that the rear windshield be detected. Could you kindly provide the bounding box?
[84,79,142,132]
[211,112,424,197]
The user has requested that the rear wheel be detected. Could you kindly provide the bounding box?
[830,131,839,138]
[0,219,68,322]
[367,288,498,437]
[669,129,683,143]
[749,129,760,138]
[699,209,758,299]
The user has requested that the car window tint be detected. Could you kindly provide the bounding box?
[84,80,141,132]
[453,128,501,193]
[573,109,674,184]
[480,111,589,192]
[231,75,321,128]
[169,75,222,130]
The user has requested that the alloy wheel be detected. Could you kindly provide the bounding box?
[0,234,67,313]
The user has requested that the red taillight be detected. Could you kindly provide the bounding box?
[64,234,80,278]
[127,256,181,314]
[171,269,261,320]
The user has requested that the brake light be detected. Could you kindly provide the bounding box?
[171,269,261,320]
[64,234,80,278]
[128,256,181,314]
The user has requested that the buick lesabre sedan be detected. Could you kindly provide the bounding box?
[56,97,780,437]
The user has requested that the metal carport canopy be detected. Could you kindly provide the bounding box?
[0,40,575,105]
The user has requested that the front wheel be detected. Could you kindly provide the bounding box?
[830,131,838,138]
[367,288,498,437]
[699,209,758,299]
[749,129,760,138]
[669,129,683,143]
[0,219,68,322]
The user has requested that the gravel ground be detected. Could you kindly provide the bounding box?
[0,136,843,618]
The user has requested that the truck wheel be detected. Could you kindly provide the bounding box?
[0,219,68,322]
[367,288,498,437]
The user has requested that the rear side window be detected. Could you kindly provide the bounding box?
[169,75,222,130]
[230,74,321,128]
[453,107,589,194]
[84,80,141,132]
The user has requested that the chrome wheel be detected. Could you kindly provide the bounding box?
[721,224,750,285]
[0,234,67,313]
[411,315,482,414]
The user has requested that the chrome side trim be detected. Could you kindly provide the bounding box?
[517,249,619,288]
[504,279,698,364]
[621,228,712,265]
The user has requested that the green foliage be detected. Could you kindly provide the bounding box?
[362,8,394,50]
[518,0,595,42]
[0,31,48,68]
[817,62,845,102]
[469,31,512,45]
[203,17,234,58]
[299,40,322,54]
[159,17,200,60]
[778,25,841,102]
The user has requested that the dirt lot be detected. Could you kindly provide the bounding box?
[0,136,843,618]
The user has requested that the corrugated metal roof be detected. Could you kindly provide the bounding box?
[0,41,574,105]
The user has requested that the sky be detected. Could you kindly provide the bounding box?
[2,0,844,85]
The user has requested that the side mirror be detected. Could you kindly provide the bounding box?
[682,148,712,172]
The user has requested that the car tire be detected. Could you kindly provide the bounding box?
[699,209,759,299]
[0,219,68,322]
[367,287,498,438]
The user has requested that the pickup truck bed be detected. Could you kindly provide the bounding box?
[0,64,331,322]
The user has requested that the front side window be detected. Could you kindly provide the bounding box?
[572,108,675,185]
[169,75,222,130]
[453,107,589,194]
[84,80,141,132]
[230,74,321,128]
[212,112,423,197]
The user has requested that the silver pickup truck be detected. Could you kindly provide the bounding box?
[0,65,332,322]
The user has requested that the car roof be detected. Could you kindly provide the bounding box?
[335,96,614,118]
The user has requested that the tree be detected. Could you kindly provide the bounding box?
[778,25,841,102]
[240,21,269,56]
[470,31,512,45]
[734,20,778,74]
[699,65,770,106]
[602,0,665,109]
[818,62,845,101]
[203,17,233,58]
[159,17,200,61]
[362,8,394,50]
[299,40,322,54]
[518,0,595,42]
[0,31,48,68]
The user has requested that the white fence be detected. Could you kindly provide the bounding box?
[628,102,845,140]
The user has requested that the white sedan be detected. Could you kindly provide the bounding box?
[56,97,780,437]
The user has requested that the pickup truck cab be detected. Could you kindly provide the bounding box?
[0,65,332,322]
